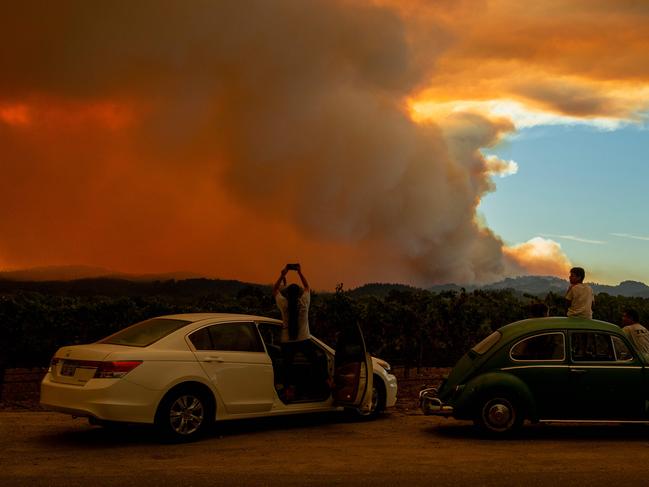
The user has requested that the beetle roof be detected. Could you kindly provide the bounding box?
[498,316,622,341]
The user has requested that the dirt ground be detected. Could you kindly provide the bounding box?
[4,368,649,486]
[4,409,649,487]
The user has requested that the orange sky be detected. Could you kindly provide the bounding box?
[1,1,648,288]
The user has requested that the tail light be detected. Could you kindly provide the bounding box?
[49,357,60,372]
[94,361,142,379]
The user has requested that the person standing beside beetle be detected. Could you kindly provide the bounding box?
[621,308,649,355]
[566,266,594,319]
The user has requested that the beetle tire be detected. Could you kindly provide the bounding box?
[474,393,523,436]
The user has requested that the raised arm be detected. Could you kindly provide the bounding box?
[273,267,288,296]
[296,264,309,292]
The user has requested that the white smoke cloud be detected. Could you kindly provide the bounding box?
[484,154,519,178]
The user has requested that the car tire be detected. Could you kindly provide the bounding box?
[353,376,386,419]
[475,393,523,436]
[155,386,214,442]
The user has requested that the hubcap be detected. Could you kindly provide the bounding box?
[169,394,204,435]
[482,398,515,431]
[486,403,512,428]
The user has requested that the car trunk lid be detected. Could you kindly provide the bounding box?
[49,344,128,385]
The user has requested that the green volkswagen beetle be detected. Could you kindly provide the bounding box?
[420,316,648,435]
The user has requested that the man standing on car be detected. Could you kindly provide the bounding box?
[621,308,649,355]
[566,267,594,319]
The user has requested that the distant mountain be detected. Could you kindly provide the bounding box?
[481,275,568,295]
[354,276,573,297]
[2,266,649,299]
[0,276,267,298]
[426,275,649,298]
[0,265,202,282]
[0,265,115,281]
[348,282,420,298]
[592,280,649,298]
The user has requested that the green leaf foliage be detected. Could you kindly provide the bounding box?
[1,279,647,371]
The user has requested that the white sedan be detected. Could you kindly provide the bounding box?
[41,313,397,441]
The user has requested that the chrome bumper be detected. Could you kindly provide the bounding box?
[419,387,454,417]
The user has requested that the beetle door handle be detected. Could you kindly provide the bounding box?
[570,368,587,374]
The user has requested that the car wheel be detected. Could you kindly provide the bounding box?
[475,394,522,436]
[369,378,387,416]
[155,387,214,442]
[354,376,386,419]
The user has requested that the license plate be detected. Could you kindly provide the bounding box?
[61,364,77,376]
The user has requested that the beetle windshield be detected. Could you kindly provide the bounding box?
[471,331,502,355]
[99,318,191,347]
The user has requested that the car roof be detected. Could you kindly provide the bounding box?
[498,316,622,341]
[159,313,282,325]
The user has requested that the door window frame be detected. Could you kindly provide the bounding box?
[188,321,265,353]
[569,331,636,363]
[509,331,566,362]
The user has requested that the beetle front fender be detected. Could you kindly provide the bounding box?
[452,371,537,420]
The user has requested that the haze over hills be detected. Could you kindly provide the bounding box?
[425,276,649,298]
[0,265,203,282]
[2,265,649,298]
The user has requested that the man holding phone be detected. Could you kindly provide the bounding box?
[273,263,310,342]
[272,263,312,401]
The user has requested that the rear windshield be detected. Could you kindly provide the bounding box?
[99,318,191,347]
[471,331,502,355]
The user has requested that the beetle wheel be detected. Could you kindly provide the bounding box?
[476,395,521,435]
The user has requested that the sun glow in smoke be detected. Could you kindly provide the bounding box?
[0,104,30,126]
[504,237,572,278]
[410,98,631,131]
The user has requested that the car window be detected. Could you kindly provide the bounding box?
[612,336,634,362]
[510,332,565,361]
[99,318,191,347]
[190,322,264,352]
[571,332,620,362]
[258,322,282,348]
[471,331,502,355]
[189,327,212,350]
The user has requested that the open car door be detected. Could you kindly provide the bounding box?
[333,322,373,414]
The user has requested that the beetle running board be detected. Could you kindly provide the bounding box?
[538,419,649,424]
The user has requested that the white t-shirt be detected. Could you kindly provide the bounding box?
[623,323,649,356]
[275,290,311,342]
[566,283,594,319]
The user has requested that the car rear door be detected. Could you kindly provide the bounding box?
[189,321,275,415]
[332,322,373,414]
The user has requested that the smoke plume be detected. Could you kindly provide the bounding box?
[0,0,592,287]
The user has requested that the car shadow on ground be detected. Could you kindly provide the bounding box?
[427,420,649,442]
[210,410,388,437]
[37,421,163,448]
[36,411,391,447]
